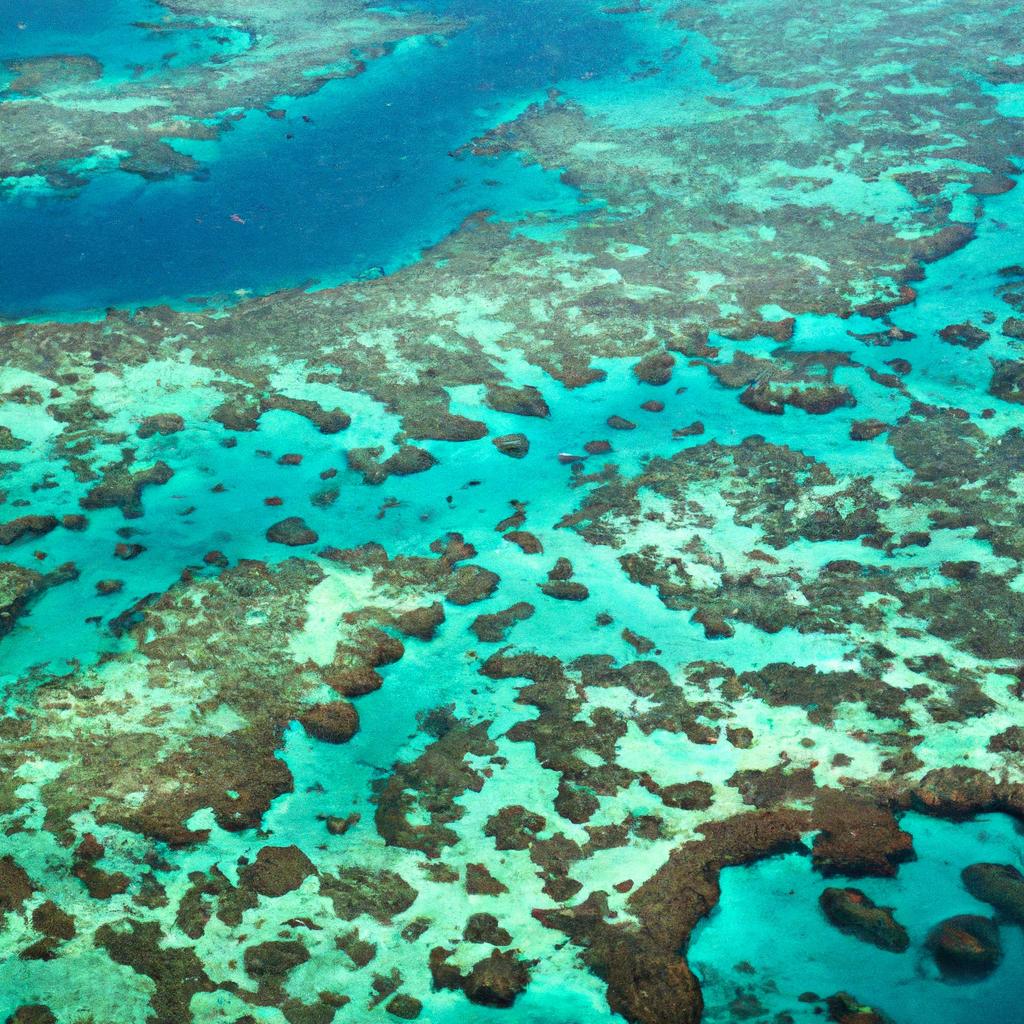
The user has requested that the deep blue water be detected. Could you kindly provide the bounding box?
[0,0,645,317]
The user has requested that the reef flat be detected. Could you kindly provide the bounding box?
[1,1,1023,1023]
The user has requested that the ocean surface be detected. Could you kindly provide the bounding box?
[1,1,1023,1023]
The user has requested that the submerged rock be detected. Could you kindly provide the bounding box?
[114,542,146,560]
[464,912,513,946]
[0,425,28,451]
[693,607,734,638]
[470,601,535,642]
[826,992,895,1024]
[726,726,753,749]
[926,914,1002,979]
[850,418,888,441]
[446,565,500,605]
[5,1008,57,1024]
[539,557,589,600]
[243,938,310,994]
[266,516,319,546]
[384,445,438,477]
[80,458,174,518]
[0,514,59,546]
[262,394,350,434]
[658,781,714,812]
[96,919,216,1020]
[429,947,531,1009]
[465,863,508,896]
[31,900,75,942]
[939,322,990,349]
[396,602,445,640]
[325,813,360,836]
[386,994,422,1019]
[961,863,1024,923]
[463,950,531,1007]
[484,805,546,851]
[988,727,1024,754]
[673,420,704,437]
[819,887,909,952]
[493,432,530,458]
[321,867,417,924]
[504,530,543,554]
[485,384,549,418]
[136,413,184,438]
[810,794,914,878]
[71,834,130,899]
[298,700,359,744]
[239,845,316,897]
[988,359,1024,404]
[633,350,675,385]
[0,855,34,914]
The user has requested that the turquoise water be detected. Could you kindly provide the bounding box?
[0,0,249,74]
[691,813,1024,1023]
[1,1,1024,1023]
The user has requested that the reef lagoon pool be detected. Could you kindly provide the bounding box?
[1,2,1024,1024]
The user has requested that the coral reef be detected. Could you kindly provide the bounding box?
[1,0,1023,1021]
